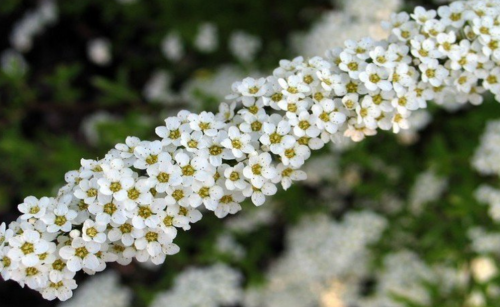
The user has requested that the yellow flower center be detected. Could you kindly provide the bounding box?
[104,202,117,215]
[146,155,158,165]
[252,164,262,175]
[26,267,39,277]
[172,189,185,201]
[55,215,67,226]
[269,133,282,144]
[157,172,170,183]
[110,182,122,193]
[230,171,240,181]
[298,120,310,130]
[86,188,97,198]
[182,165,195,176]
[86,227,98,238]
[138,206,152,219]
[21,242,34,255]
[75,247,89,259]
[169,129,181,140]
[145,232,158,243]
[128,188,140,200]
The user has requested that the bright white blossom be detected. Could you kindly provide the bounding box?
[3,1,500,301]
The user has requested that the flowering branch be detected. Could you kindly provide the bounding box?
[1,0,499,301]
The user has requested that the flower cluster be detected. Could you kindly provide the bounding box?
[151,264,242,307]
[2,0,500,301]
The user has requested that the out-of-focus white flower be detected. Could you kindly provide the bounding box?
[162,32,184,62]
[151,264,243,307]
[229,31,261,62]
[473,120,500,176]
[88,38,112,66]
[409,169,447,214]
[59,272,131,307]
[471,257,498,283]
[195,23,218,53]
[10,0,58,52]
[143,70,177,104]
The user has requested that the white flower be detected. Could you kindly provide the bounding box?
[436,31,456,55]
[74,178,99,205]
[135,228,178,265]
[287,111,320,138]
[8,230,50,266]
[339,52,367,79]
[344,118,377,142]
[18,196,51,220]
[236,77,268,97]
[0,223,13,247]
[213,190,244,218]
[147,161,183,193]
[229,31,261,62]
[359,64,392,92]
[41,277,77,301]
[278,75,310,101]
[356,96,382,129]
[483,67,500,94]
[419,59,449,87]
[411,6,437,25]
[273,164,307,190]
[392,91,420,114]
[370,46,398,68]
[311,98,347,134]
[165,204,202,227]
[180,130,209,153]
[240,110,269,136]
[201,130,235,167]
[221,126,255,158]
[59,237,101,272]
[344,38,375,60]
[89,194,127,225]
[437,1,471,28]
[392,112,411,133]
[216,102,237,122]
[243,181,277,206]
[391,63,417,95]
[115,137,142,160]
[162,32,184,61]
[82,220,108,243]
[134,140,171,170]
[223,163,249,191]
[154,204,188,236]
[188,111,225,137]
[449,40,478,72]
[189,177,223,209]
[108,222,143,247]
[42,202,77,233]
[175,152,211,186]
[88,38,111,66]
[242,153,277,189]
[194,23,218,53]
[410,35,441,63]
[121,178,153,211]
[155,116,190,147]
[12,264,49,290]
[97,169,135,201]
[280,143,310,168]
[259,114,296,155]
[392,21,419,42]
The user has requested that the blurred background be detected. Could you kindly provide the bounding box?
[2,0,500,306]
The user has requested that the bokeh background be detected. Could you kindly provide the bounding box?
[2,0,500,306]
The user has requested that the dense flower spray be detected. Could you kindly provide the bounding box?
[1,0,500,301]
